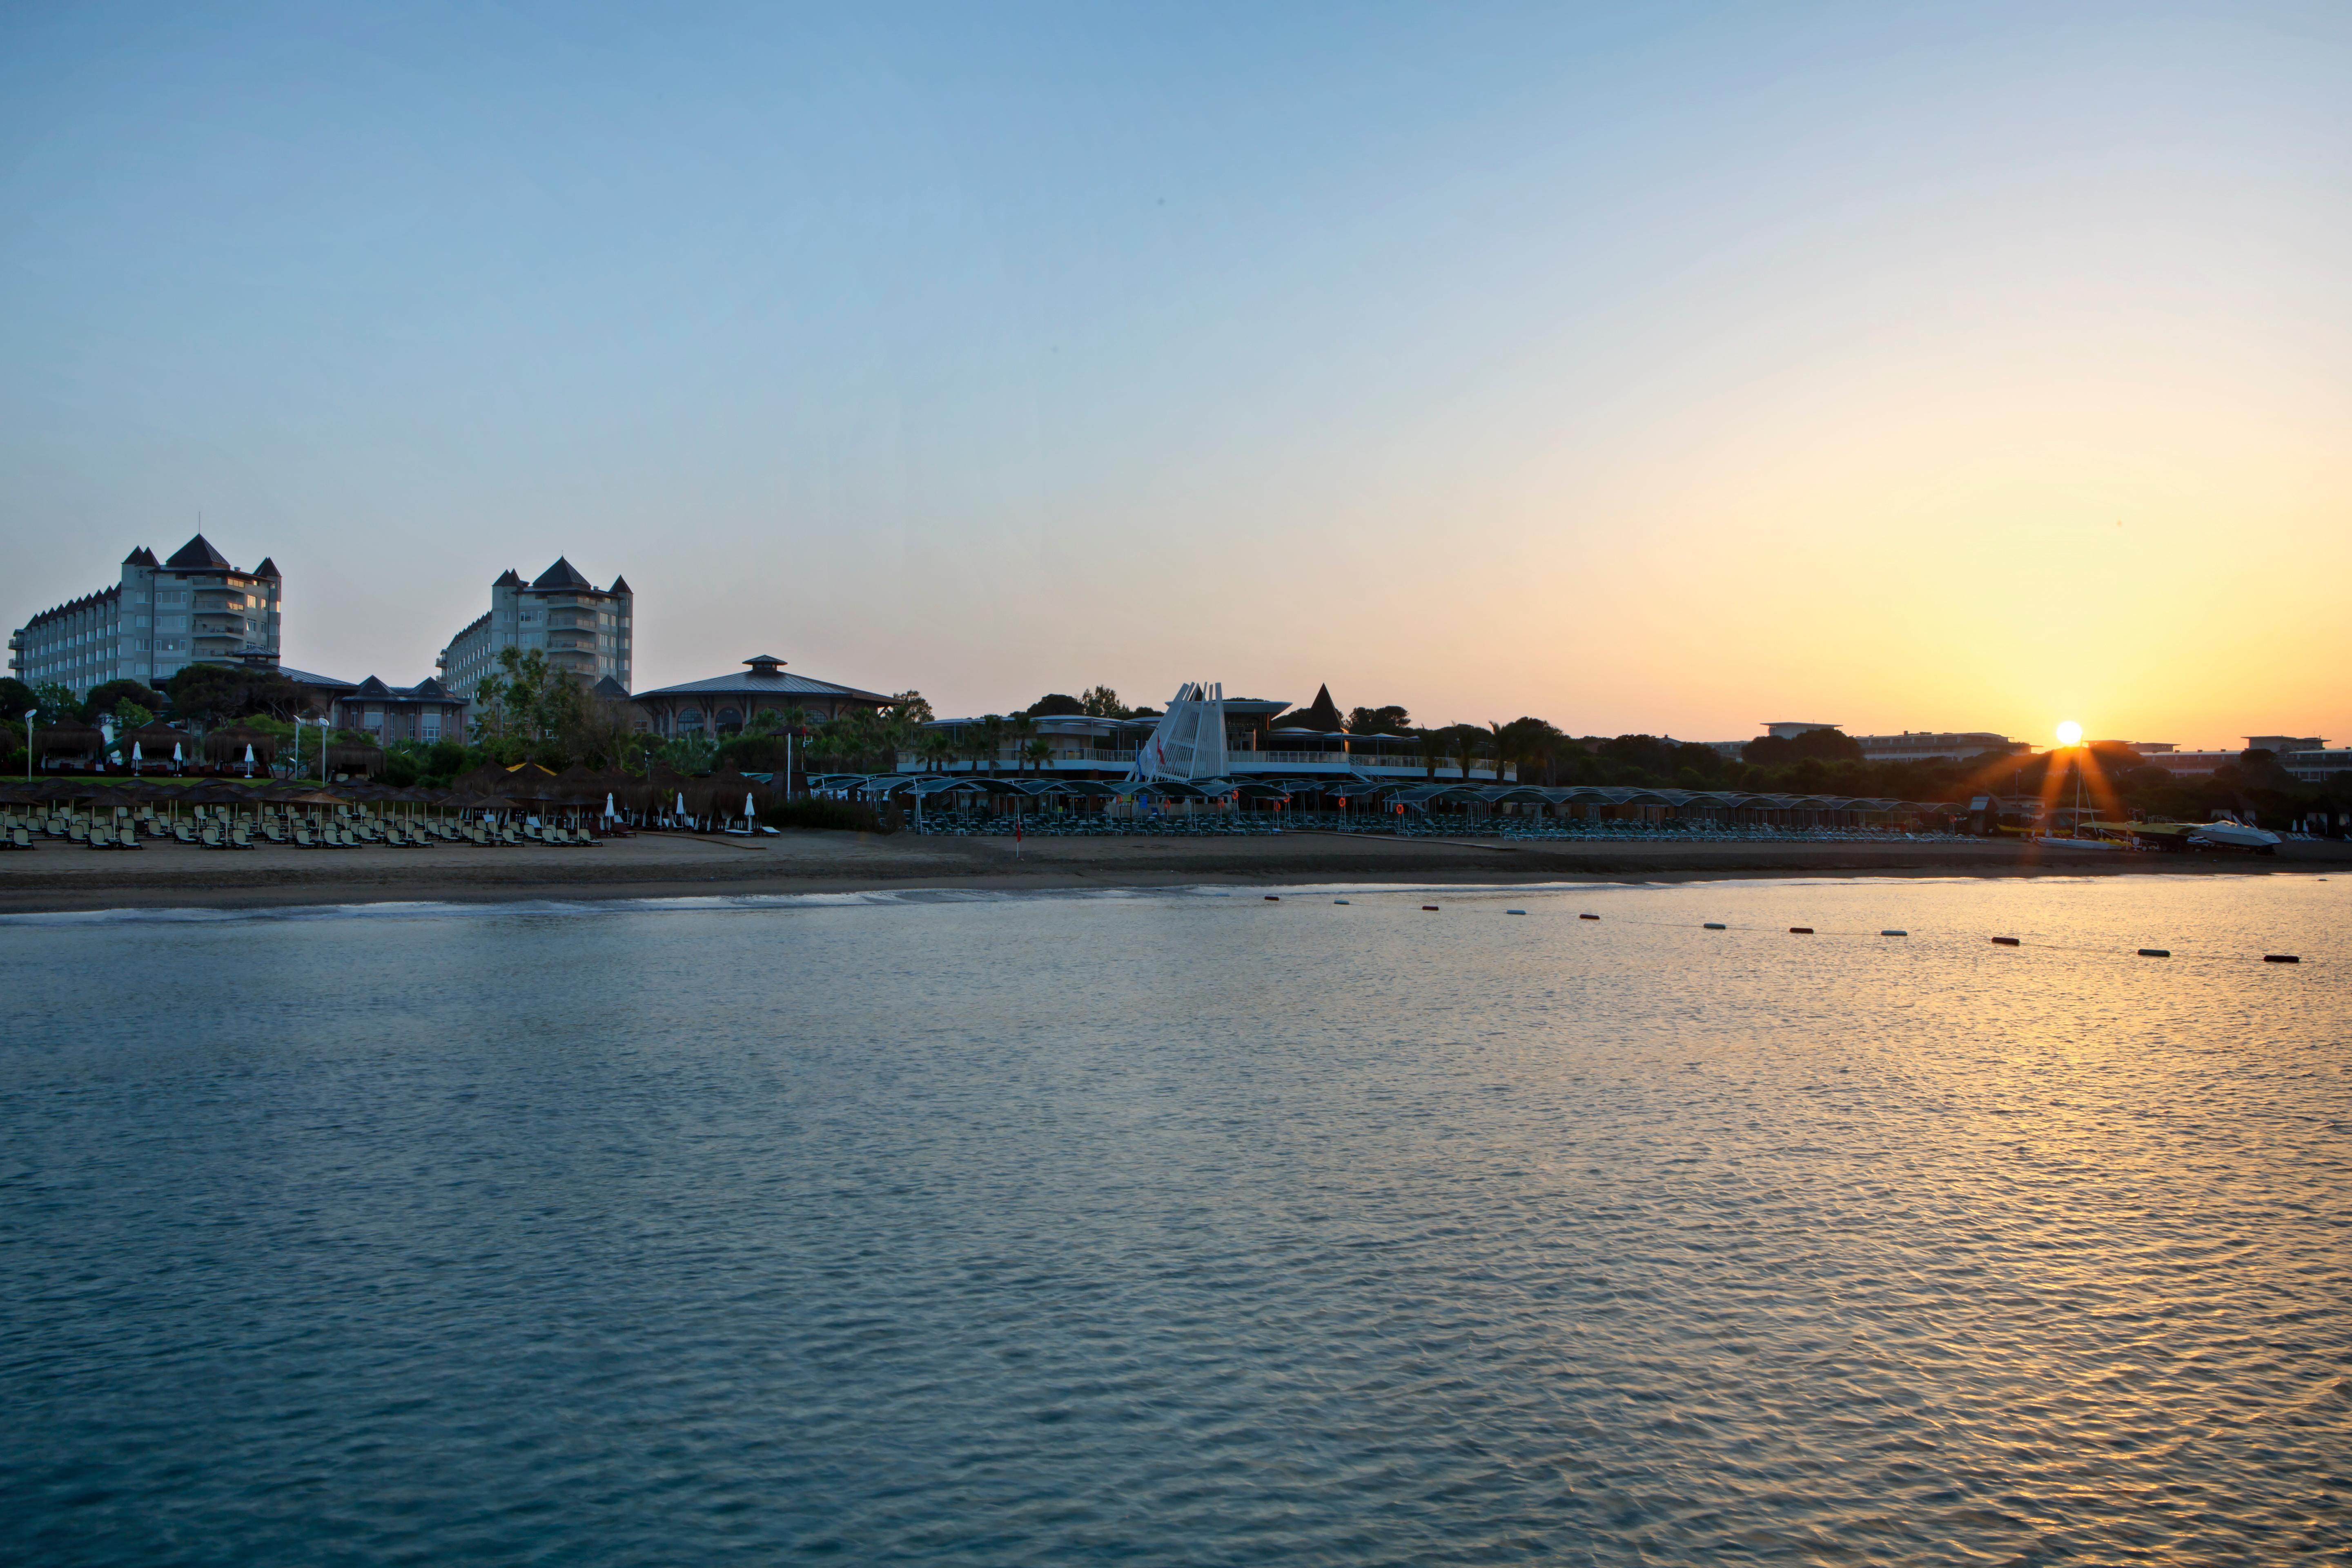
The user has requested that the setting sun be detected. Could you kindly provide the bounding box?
[2055,721,2084,747]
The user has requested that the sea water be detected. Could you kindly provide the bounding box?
[2,875,2346,1564]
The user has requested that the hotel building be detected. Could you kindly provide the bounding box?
[8,534,281,697]
[437,559,633,702]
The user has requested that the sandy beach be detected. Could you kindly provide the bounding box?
[2,828,2344,914]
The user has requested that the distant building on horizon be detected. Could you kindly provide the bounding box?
[437,558,632,702]
[8,533,281,699]
[1704,724,2029,764]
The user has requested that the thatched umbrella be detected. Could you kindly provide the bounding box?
[203,723,280,773]
[34,719,103,769]
[122,723,194,772]
[498,763,559,802]
[449,763,510,795]
[689,767,773,824]
[324,740,385,779]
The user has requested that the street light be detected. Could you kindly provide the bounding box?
[20,708,33,782]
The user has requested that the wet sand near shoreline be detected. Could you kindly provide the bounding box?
[2,829,2344,914]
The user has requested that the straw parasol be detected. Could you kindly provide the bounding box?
[203,723,281,768]
[34,719,104,765]
[323,740,385,778]
[122,723,193,769]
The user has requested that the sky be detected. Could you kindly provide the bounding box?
[3,2,2347,748]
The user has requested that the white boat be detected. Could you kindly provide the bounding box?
[2188,820,2281,853]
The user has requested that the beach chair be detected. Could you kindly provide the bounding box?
[11,826,31,850]
[68,822,88,845]
[292,824,317,848]
[229,824,255,850]
[173,822,198,845]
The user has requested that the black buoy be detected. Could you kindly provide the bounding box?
[1579,913,1599,921]
[1992,936,2020,946]
[2138,948,2170,958]
[2264,954,2301,963]
[1789,927,1814,935]
[1703,922,1727,930]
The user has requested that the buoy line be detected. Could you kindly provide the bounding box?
[1272,896,2313,965]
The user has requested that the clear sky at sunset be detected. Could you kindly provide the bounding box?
[4,2,2346,747]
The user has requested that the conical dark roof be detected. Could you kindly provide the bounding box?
[122,546,158,567]
[607,574,631,594]
[532,557,592,590]
[166,534,233,570]
[250,557,280,579]
[494,568,525,588]
[1297,684,1343,732]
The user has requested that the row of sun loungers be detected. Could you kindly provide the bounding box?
[0,807,609,851]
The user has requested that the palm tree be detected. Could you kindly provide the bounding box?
[918,728,957,774]
[1006,715,1040,775]
[1022,736,1053,774]
[1450,724,1482,780]
[1486,720,1511,784]
[973,715,1009,775]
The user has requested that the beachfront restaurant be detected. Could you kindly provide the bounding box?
[849,773,1948,838]
[632,655,895,737]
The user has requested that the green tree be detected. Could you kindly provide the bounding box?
[1005,715,1040,773]
[1026,692,1085,717]
[0,676,38,722]
[86,679,165,721]
[889,691,935,725]
[1023,737,1054,773]
[918,728,957,773]
[33,681,82,722]
[1446,724,1485,780]
[1743,728,1863,766]
[1347,704,1411,735]
[1080,685,1129,719]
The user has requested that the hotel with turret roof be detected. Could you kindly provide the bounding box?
[8,533,283,697]
[435,557,633,705]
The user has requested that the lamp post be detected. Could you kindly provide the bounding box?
[21,709,33,782]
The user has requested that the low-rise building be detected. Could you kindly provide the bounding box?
[9,534,281,696]
[330,675,469,746]
[1853,731,2027,764]
[632,654,893,737]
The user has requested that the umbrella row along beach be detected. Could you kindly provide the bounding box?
[0,762,781,851]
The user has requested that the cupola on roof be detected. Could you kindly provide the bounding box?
[531,557,593,590]
[165,533,233,570]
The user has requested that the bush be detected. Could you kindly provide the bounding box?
[760,798,896,834]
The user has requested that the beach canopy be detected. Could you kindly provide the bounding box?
[33,719,103,758]
[203,724,280,766]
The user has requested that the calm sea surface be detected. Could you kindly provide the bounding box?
[2,875,2347,1565]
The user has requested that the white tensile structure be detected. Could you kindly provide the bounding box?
[1128,682,1229,783]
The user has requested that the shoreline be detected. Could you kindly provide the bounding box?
[2,829,2343,915]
